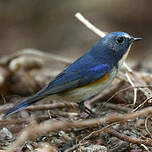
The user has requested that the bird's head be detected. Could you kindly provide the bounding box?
[92,32,142,67]
[102,32,142,59]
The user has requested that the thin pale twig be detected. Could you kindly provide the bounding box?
[105,128,152,147]
[125,72,137,105]
[0,103,78,113]
[75,12,106,38]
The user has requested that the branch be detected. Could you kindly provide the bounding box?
[75,12,106,38]
[105,128,152,147]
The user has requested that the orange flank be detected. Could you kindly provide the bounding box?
[56,73,110,102]
[84,73,109,88]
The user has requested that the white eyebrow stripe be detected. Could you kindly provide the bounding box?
[123,34,131,38]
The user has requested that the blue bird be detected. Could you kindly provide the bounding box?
[5,32,142,117]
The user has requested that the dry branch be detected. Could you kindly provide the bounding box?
[0,102,78,113]
[75,13,106,37]
[105,128,152,147]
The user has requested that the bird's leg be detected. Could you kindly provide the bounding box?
[78,100,97,118]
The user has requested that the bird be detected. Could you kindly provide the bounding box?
[5,32,142,117]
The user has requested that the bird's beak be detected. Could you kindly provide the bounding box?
[130,37,142,43]
[133,37,142,41]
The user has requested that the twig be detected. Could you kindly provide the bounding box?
[101,85,152,107]
[0,119,27,126]
[105,128,152,147]
[0,103,78,114]
[132,96,152,112]
[26,102,78,112]
[0,115,50,126]
[75,13,106,38]
[102,103,130,113]
[145,115,152,138]
[125,72,137,105]
[123,63,152,103]
[49,111,79,117]
[140,144,150,152]
[123,62,133,73]
[79,123,116,144]
[133,72,152,102]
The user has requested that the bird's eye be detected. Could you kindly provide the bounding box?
[117,37,124,44]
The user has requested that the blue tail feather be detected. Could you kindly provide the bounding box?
[5,87,49,117]
[5,96,42,117]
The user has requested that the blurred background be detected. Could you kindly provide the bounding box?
[0,0,151,64]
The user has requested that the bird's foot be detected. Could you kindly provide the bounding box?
[78,101,97,118]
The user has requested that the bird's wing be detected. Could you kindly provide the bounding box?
[46,63,111,94]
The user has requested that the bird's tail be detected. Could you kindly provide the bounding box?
[5,87,49,117]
